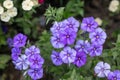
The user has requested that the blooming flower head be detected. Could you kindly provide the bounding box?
[60,46,76,64]
[3,0,14,9]
[38,0,44,4]
[51,51,63,66]
[88,44,103,57]
[13,54,29,70]
[63,17,80,32]
[89,28,107,45]
[75,40,90,54]
[7,38,13,47]
[0,12,10,22]
[13,33,27,47]
[95,17,103,26]
[31,0,39,6]
[50,21,65,34]
[107,70,120,80]
[94,61,111,78]
[108,0,119,12]
[11,47,21,60]
[29,54,44,68]
[73,51,87,68]
[7,7,17,17]
[22,0,34,11]
[51,34,65,48]
[25,45,40,56]
[0,6,4,15]
[28,68,43,80]
[81,17,98,32]
[60,28,77,45]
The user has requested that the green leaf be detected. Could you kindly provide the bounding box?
[117,34,120,43]
[0,54,10,69]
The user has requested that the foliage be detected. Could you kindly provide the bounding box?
[0,54,10,69]
[44,5,64,24]
[44,0,84,23]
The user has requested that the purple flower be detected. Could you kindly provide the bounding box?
[75,40,90,53]
[63,17,80,32]
[28,68,43,80]
[89,28,107,45]
[25,45,40,56]
[60,29,77,45]
[94,61,111,78]
[51,34,65,48]
[88,44,103,57]
[7,38,13,47]
[51,51,63,66]
[29,54,44,69]
[73,51,87,68]
[12,54,29,70]
[81,17,98,32]
[11,47,21,60]
[60,46,76,64]
[13,33,27,47]
[107,70,120,80]
[50,21,65,34]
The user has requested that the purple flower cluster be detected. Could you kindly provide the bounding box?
[80,17,107,57]
[50,17,79,48]
[10,33,44,80]
[94,61,120,80]
[50,17,107,68]
[50,17,87,68]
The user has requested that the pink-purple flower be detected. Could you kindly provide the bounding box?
[11,47,21,60]
[12,54,29,70]
[7,38,13,47]
[94,61,111,78]
[75,40,90,54]
[51,34,65,48]
[107,70,120,80]
[50,21,65,34]
[60,46,76,64]
[73,51,87,68]
[89,28,107,45]
[13,33,27,47]
[63,17,80,32]
[60,28,77,45]
[88,44,103,57]
[28,68,43,80]
[25,45,40,56]
[81,17,98,32]
[51,51,63,66]
[29,54,44,69]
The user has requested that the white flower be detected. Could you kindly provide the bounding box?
[31,0,39,6]
[110,0,119,6]
[3,0,14,9]
[0,12,10,22]
[7,7,17,17]
[108,0,119,12]
[95,17,102,26]
[0,6,4,14]
[22,0,34,11]
[94,61,111,78]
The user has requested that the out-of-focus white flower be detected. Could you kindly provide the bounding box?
[31,0,39,6]
[22,0,34,11]
[7,7,17,17]
[0,12,10,22]
[3,0,14,9]
[95,17,102,26]
[0,6,4,14]
[108,0,119,12]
